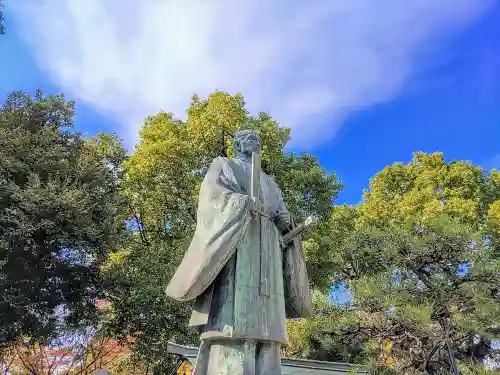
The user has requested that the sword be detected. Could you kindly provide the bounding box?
[280,215,316,248]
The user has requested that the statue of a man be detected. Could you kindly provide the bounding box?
[166,129,313,375]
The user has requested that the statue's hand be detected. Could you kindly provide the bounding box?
[249,197,263,216]
[275,211,292,232]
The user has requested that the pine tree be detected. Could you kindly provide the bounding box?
[291,152,500,374]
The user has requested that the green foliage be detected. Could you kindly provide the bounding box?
[285,292,369,364]
[106,91,342,374]
[0,91,125,346]
[357,152,499,227]
[324,152,500,373]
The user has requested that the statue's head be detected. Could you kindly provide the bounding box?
[232,128,261,160]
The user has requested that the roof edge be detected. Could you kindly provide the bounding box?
[167,342,367,372]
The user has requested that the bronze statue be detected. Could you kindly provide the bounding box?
[166,128,313,375]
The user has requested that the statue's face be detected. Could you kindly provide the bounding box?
[232,130,261,158]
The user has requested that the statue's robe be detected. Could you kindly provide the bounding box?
[166,156,312,374]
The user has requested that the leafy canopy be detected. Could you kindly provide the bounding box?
[0,91,125,346]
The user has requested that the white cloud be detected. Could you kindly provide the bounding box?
[7,0,494,149]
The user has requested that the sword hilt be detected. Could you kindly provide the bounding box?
[281,216,315,247]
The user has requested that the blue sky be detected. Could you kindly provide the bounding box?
[320,4,500,204]
[1,1,499,205]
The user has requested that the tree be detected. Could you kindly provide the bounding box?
[104,91,342,374]
[0,91,126,346]
[283,291,370,364]
[0,329,141,375]
[320,152,500,374]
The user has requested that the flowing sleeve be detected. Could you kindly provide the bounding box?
[283,226,314,318]
[165,157,250,302]
[276,188,314,318]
